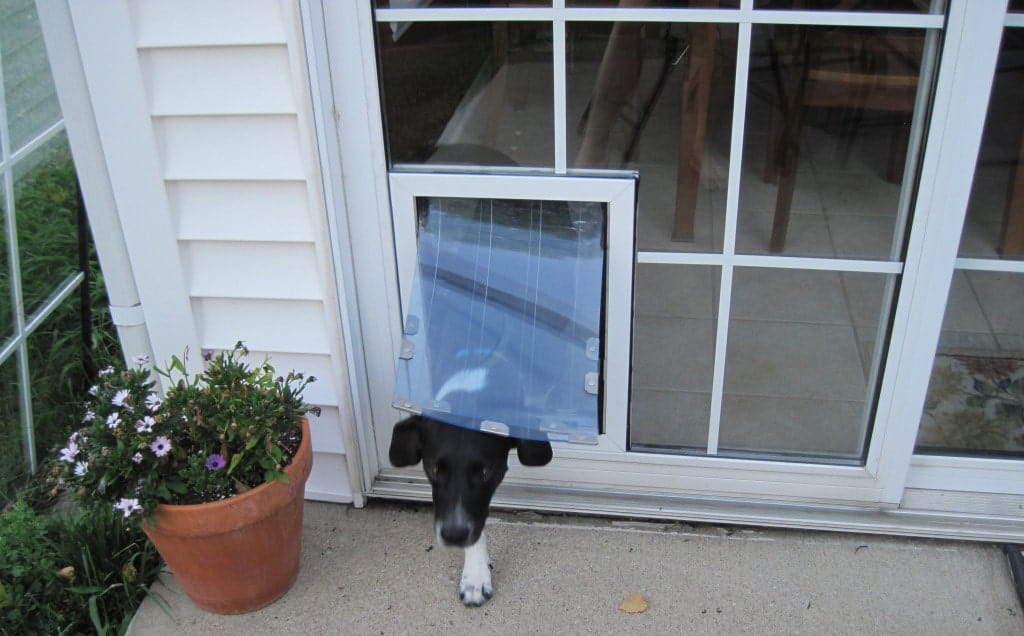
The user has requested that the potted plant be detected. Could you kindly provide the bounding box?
[58,342,318,613]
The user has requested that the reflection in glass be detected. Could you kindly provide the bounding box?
[719,268,891,462]
[378,22,553,167]
[754,0,943,12]
[629,264,719,451]
[0,0,62,152]
[394,197,605,443]
[0,188,10,339]
[14,132,81,318]
[0,360,24,503]
[568,21,737,254]
[740,25,931,258]
[28,295,89,467]
[957,29,1024,259]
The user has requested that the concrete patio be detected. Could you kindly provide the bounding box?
[128,500,1023,635]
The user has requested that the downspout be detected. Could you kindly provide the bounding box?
[35,1,156,369]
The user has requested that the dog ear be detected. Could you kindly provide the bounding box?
[389,415,424,467]
[513,438,553,467]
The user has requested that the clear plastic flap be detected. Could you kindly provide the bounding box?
[393,196,606,444]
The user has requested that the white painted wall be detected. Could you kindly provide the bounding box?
[44,0,359,504]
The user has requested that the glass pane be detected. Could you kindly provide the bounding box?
[0,186,11,340]
[14,131,80,318]
[377,1,549,6]
[378,21,554,167]
[754,0,944,12]
[630,264,720,451]
[719,268,893,462]
[29,293,88,467]
[1010,0,1024,13]
[393,197,605,443]
[917,271,1024,457]
[917,26,1024,458]
[957,29,1024,259]
[567,21,738,254]
[739,25,931,258]
[0,0,62,152]
[0,359,24,504]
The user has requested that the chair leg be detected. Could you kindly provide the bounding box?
[999,131,1024,258]
[770,79,807,252]
[886,118,910,184]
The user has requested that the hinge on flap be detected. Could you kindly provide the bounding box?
[399,339,415,360]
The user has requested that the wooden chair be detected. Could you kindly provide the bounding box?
[763,27,923,252]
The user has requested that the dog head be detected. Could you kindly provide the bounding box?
[389,414,552,547]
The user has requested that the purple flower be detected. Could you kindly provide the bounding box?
[201,348,215,361]
[74,461,88,477]
[131,452,143,464]
[205,453,226,471]
[151,435,172,457]
[82,410,96,423]
[98,366,114,377]
[106,413,121,429]
[132,354,150,366]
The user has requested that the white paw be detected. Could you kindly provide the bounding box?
[459,566,492,606]
[459,532,492,607]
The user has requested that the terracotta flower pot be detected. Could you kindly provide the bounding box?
[141,417,313,614]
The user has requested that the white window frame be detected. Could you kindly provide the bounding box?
[307,0,1024,538]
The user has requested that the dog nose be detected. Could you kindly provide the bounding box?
[440,522,472,546]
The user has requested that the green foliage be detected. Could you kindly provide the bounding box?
[60,342,317,521]
[0,501,69,633]
[0,500,162,636]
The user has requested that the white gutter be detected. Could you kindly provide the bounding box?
[35,0,155,368]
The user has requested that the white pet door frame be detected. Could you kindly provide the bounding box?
[388,172,636,451]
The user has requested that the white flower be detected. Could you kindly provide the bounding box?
[98,366,114,377]
[106,413,121,429]
[73,461,88,477]
[132,354,150,366]
[145,393,162,412]
[82,410,96,423]
[113,498,141,518]
[135,416,155,433]
[59,440,79,463]
[151,436,172,457]
[112,389,131,408]
[131,452,143,464]
[88,385,99,396]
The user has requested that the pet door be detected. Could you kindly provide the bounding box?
[393,196,606,444]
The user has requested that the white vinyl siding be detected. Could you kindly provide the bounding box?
[55,0,357,503]
[133,1,354,503]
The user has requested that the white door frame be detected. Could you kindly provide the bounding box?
[306,0,1024,538]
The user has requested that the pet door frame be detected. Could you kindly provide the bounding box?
[388,171,636,452]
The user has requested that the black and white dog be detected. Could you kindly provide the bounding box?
[389,414,552,606]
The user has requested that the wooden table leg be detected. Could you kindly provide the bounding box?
[999,129,1024,258]
[672,19,718,242]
